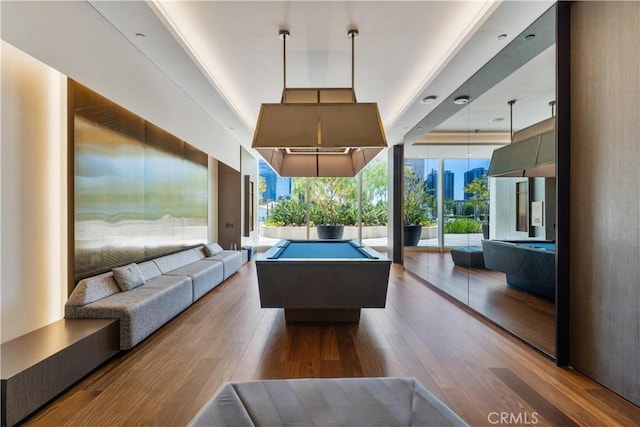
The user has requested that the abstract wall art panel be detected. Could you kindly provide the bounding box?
[71,80,207,280]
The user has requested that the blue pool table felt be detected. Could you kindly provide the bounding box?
[271,240,375,259]
[516,242,555,250]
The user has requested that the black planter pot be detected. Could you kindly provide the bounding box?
[404,224,422,246]
[482,222,490,239]
[316,225,345,240]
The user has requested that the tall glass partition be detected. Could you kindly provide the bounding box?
[258,156,388,250]
[403,5,558,357]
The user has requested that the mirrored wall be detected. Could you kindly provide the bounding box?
[403,5,557,357]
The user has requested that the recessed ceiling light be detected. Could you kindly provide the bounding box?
[453,96,469,105]
[417,127,422,131]
[497,34,507,40]
[525,34,536,41]
[135,32,146,38]
[402,127,408,130]
[491,117,504,122]
[421,95,437,104]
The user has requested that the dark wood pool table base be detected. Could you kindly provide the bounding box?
[284,308,361,322]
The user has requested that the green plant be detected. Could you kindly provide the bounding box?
[361,200,388,226]
[265,198,307,226]
[463,175,489,221]
[310,177,356,225]
[444,218,482,234]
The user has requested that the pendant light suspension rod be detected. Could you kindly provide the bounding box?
[279,30,290,92]
[508,99,516,143]
[549,100,556,117]
[348,29,359,91]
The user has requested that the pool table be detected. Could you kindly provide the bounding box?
[482,239,556,300]
[255,240,391,322]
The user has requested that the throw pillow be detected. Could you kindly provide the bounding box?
[112,263,145,292]
[203,243,224,257]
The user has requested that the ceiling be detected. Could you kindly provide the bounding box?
[88,1,555,157]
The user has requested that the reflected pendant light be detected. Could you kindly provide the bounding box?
[252,28,387,177]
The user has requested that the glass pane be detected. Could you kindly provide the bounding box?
[443,158,489,249]
[257,160,300,245]
[309,176,357,240]
[361,157,389,249]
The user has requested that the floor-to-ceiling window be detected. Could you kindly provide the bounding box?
[258,156,388,250]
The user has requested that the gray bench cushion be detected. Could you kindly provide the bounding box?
[189,377,468,427]
[164,260,224,302]
[66,272,121,307]
[138,260,163,281]
[153,249,201,274]
[66,275,192,349]
[203,251,242,279]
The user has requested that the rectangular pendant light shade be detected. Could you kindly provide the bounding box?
[487,117,556,177]
[252,88,387,177]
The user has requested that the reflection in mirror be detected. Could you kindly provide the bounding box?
[403,5,557,357]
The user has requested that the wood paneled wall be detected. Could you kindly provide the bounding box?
[217,162,242,250]
[569,1,640,406]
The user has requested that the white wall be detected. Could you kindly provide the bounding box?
[1,1,249,341]
[1,1,242,170]
[490,176,555,241]
[1,42,68,342]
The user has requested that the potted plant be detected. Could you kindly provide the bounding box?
[403,167,430,246]
[313,177,353,239]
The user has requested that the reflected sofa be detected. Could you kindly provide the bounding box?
[65,243,242,350]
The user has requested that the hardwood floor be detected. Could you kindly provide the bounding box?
[25,262,639,426]
[405,251,556,356]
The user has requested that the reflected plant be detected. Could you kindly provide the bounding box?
[463,175,489,221]
[404,167,430,226]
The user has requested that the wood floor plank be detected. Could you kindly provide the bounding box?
[21,262,639,427]
[491,367,578,426]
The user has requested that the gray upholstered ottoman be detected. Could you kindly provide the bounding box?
[450,246,485,268]
[189,377,468,426]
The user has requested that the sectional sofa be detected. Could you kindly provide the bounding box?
[65,243,243,350]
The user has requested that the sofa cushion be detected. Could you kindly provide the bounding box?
[138,260,162,281]
[112,263,145,291]
[164,260,224,302]
[65,275,192,350]
[66,272,121,307]
[203,243,224,257]
[154,249,201,274]
[204,251,242,280]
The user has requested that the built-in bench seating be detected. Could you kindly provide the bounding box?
[1,319,119,427]
[65,243,242,350]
